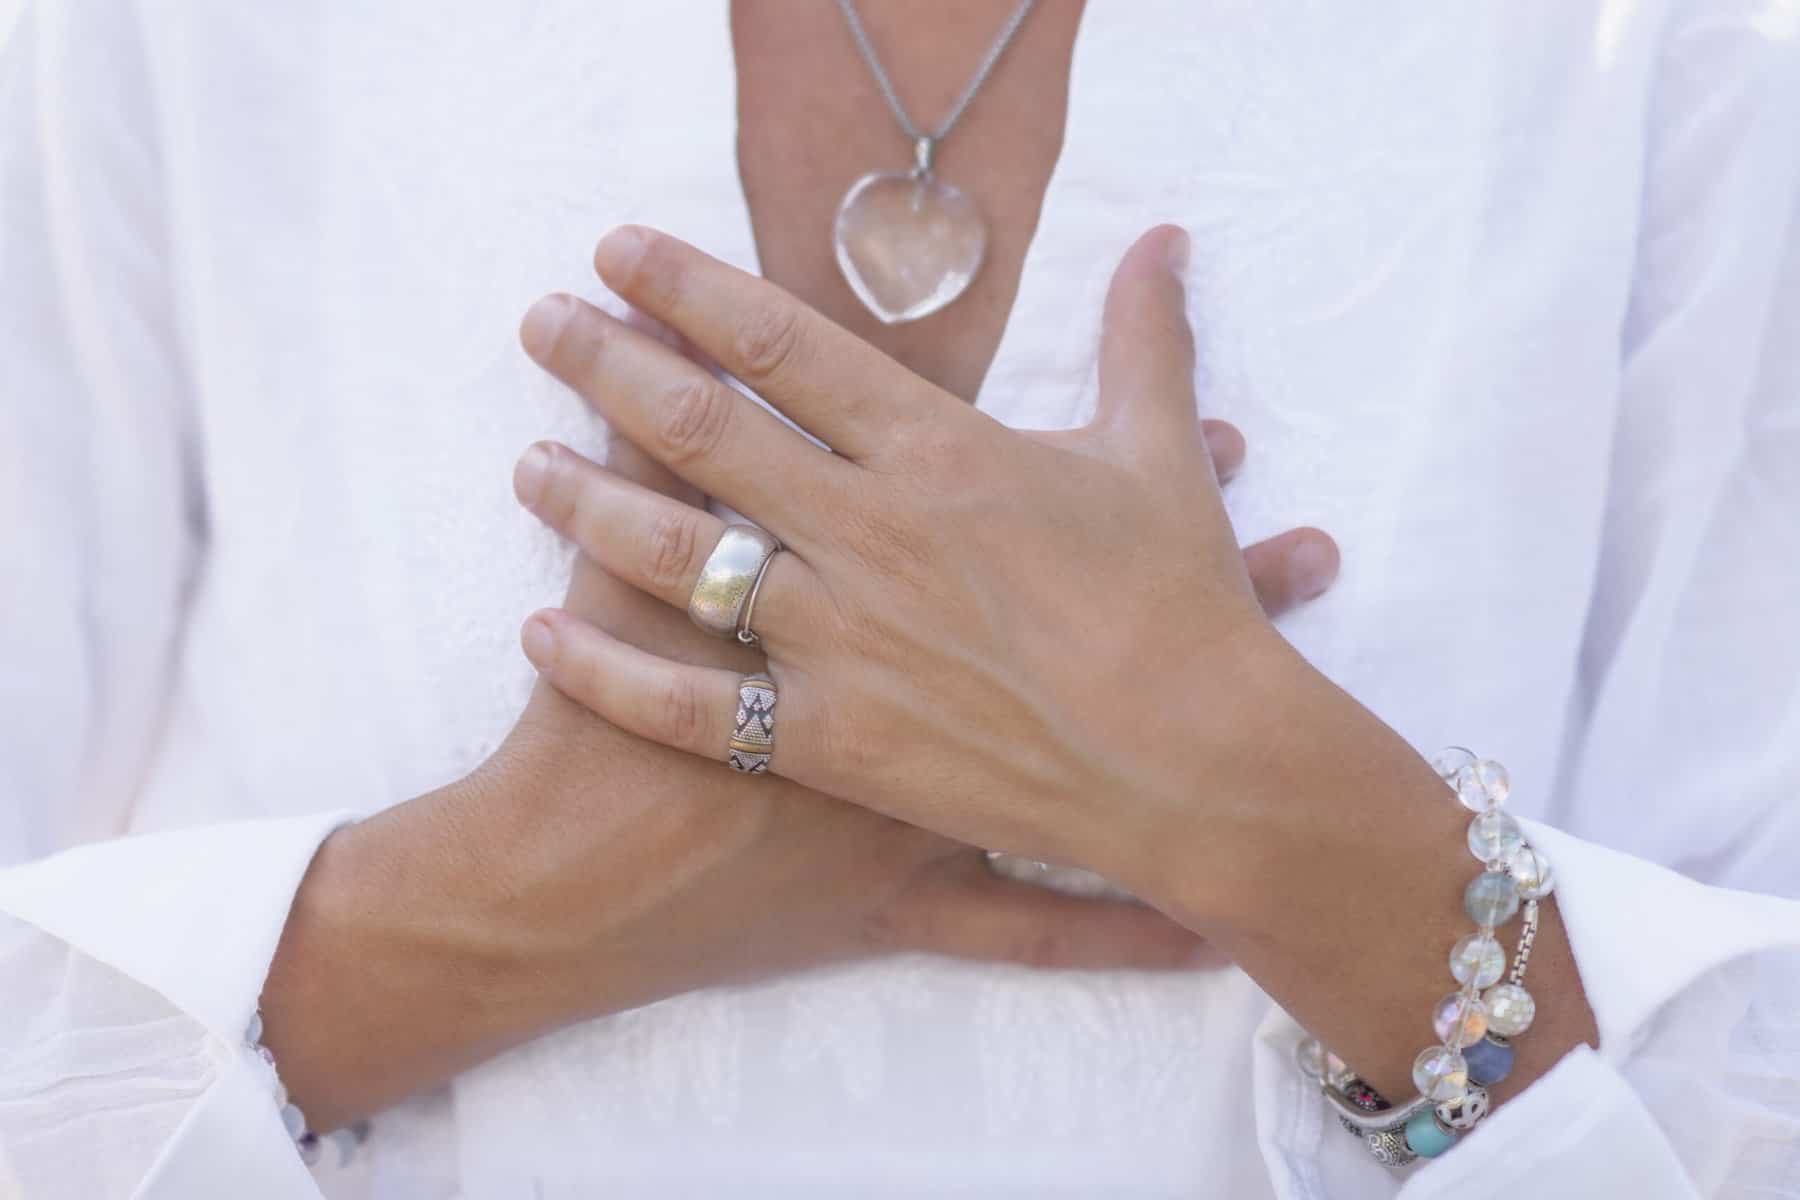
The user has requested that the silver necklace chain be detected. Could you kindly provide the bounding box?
[837,0,1038,153]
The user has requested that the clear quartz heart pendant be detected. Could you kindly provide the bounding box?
[833,143,987,325]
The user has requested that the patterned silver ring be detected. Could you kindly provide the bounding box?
[728,674,778,774]
[688,525,780,640]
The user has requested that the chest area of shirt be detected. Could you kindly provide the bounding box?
[171,2,1661,795]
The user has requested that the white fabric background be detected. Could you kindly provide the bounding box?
[1,1,1798,1197]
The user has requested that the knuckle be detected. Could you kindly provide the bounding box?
[642,508,701,593]
[732,301,804,385]
[658,675,706,750]
[656,379,732,463]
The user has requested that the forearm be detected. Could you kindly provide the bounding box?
[1133,639,1598,1107]
[259,764,558,1131]
[258,717,690,1133]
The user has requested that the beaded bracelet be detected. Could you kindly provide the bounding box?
[1293,749,1555,1167]
[245,1011,371,1168]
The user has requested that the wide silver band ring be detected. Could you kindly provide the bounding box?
[688,524,780,640]
[728,674,778,774]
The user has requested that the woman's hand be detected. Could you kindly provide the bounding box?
[505,425,1215,988]
[510,224,1599,1109]
[510,224,1340,914]
[261,370,1216,1133]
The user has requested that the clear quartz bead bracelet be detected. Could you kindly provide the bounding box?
[1295,749,1555,1167]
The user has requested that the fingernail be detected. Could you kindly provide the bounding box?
[521,614,557,668]
[594,225,649,282]
[520,294,573,364]
[513,443,552,508]
[1163,225,1191,273]
[1291,537,1340,601]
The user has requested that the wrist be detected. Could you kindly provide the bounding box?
[260,744,600,1130]
[1115,628,1456,938]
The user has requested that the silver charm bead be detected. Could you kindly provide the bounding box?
[1435,1084,1490,1130]
[1363,1127,1420,1167]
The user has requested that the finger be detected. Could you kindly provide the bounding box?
[515,442,820,644]
[591,226,978,461]
[1244,527,1341,616]
[605,430,703,507]
[1092,225,1206,467]
[519,293,853,537]
[567,570,766,674]
[1200,420,1246,483]
[605,309,715,504]
[521,609,747,764]
[589,433,763,672]
[884,854,1212,971]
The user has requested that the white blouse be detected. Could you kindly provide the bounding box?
[2,1,1798,1196]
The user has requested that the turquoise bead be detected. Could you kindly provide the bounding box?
[1464,1036,1516,1085]
[1404,1108,1458,1159]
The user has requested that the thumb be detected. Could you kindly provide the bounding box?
[1091,225,1207,471]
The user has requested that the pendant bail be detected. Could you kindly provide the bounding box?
[912,135,936,178]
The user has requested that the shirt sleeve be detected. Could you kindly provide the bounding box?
[1401,4,1800,1195]
[1252,7,1800,1198]
[0,5,355,1196]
